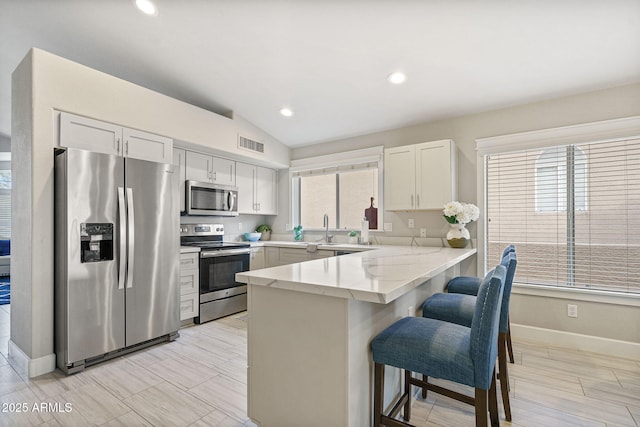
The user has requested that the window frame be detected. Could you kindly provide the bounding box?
[289,146,384,231]
[476,116,640,296]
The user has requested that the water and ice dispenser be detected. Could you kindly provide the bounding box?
[80,223,114,263]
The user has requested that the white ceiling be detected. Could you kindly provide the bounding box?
[1,1,639,147]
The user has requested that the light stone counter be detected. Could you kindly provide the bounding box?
[237,245,476,427]
[237,246,475,304]
[247,240,374,252]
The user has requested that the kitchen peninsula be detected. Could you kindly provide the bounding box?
[236,245,476,427]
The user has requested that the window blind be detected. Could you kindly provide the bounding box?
[486,137,640,294]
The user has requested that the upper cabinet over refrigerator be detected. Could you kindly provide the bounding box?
[59,112,173,164]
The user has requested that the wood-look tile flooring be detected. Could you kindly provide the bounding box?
[0,309,638,426]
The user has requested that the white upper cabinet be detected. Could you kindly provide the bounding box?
[172,148,186,213]
[384,139,457,211]
[185,151,235,185]
[122,127,172,163]
[59,112,173,163]
[236,162,277,215]
[384,145,416,210]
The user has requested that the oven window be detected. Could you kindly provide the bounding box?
[200,254,249,293]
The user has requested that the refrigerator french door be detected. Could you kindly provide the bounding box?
[55,148,179,373]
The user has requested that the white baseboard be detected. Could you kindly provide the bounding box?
[511,324,640,361]
[8,340,56,380]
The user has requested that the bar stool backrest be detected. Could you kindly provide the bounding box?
[470,264,506,389]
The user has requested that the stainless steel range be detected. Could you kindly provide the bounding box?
[180,224,250,324]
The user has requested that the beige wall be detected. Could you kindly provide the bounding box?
[283,82,640,346]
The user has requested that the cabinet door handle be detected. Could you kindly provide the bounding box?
[125,141,129,156]
[116,138,120,154]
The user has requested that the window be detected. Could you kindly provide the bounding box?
[535,146,587,212]
[0,156,10,239]
[485,137,640,294]
[291,147,383,230]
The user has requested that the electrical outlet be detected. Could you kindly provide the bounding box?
[384,222,393,232]
[408,219,415,229]
[238,222,243,230]
[567,304,578,318]
[420,228,427,237]
[407,306,414,316]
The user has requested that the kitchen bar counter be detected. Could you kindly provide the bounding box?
[238,246,474,304]
[236,246,476,427]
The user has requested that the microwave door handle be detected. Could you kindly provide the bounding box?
[117,187,126,290]
[227,191,236,211]
[126,188,135,289]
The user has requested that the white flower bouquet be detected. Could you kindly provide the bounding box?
[443,201,479,225]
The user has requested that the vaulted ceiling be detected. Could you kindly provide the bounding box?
[1,1,639,147]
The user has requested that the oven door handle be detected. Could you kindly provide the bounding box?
[200,248,251,258]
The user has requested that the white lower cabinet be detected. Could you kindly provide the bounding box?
[179,252,199,321]
[250,247,266,270]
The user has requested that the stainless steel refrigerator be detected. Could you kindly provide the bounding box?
[55,148,179,374]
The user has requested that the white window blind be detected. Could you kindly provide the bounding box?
[486,137,640,294]
[0,160,10,239]
[290,147,383,230]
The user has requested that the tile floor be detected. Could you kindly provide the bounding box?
[0,309,638,426]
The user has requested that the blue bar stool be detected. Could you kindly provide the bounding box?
[421,252,517,421]
[447,245,516,363]
[371,266,506,427]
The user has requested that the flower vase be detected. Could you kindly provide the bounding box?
[446,223,470,248]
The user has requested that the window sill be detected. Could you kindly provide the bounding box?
[513,283,640,307]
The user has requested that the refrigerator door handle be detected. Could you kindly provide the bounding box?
[117,187,127,290]
[126,187,135,289]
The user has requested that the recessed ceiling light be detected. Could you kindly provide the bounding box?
[134,0,158,16]
[280,108,294,117]
[387,72,407,85]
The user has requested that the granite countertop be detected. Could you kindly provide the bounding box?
[236,246,476,304]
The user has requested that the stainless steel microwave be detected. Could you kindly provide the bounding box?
[185,180,239,216]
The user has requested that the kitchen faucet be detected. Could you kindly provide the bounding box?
[323,213,333,243]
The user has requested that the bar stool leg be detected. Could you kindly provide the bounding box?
[489,368,499,427]
[421,374,428,398]
[403,370,412,421]
[506,318,515,364]
[497,332,512,421]
[374,363,384,427]
[475,387,488,427]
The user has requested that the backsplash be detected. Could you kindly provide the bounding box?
[179,214,269,242]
